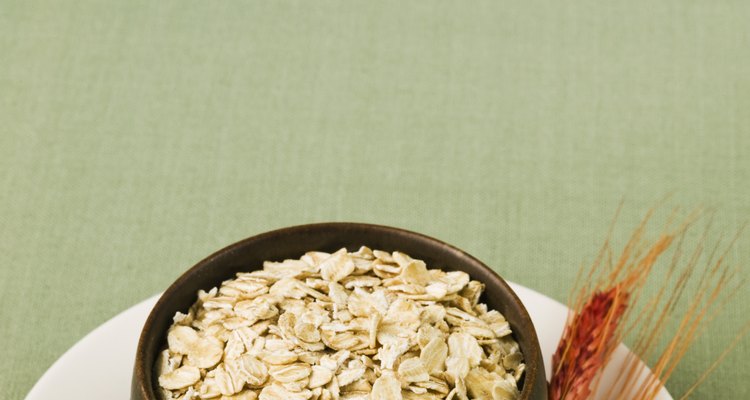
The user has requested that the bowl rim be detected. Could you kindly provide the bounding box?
[133,222,545,399]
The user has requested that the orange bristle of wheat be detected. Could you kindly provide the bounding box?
[618,222,748,400]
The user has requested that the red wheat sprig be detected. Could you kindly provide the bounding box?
[549,286,628,400]
[548,208,747,400]
[549,219,675,400]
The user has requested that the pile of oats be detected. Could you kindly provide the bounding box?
[155,247,525,400]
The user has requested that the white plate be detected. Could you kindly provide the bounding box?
[25,282,672,399]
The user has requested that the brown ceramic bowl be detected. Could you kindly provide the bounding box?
[132,223,547,399]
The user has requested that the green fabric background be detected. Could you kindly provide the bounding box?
[1,1,749,398]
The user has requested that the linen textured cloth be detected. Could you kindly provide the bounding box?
[1,1,749,398]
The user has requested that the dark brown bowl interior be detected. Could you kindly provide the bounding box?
[132,223,547,399]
